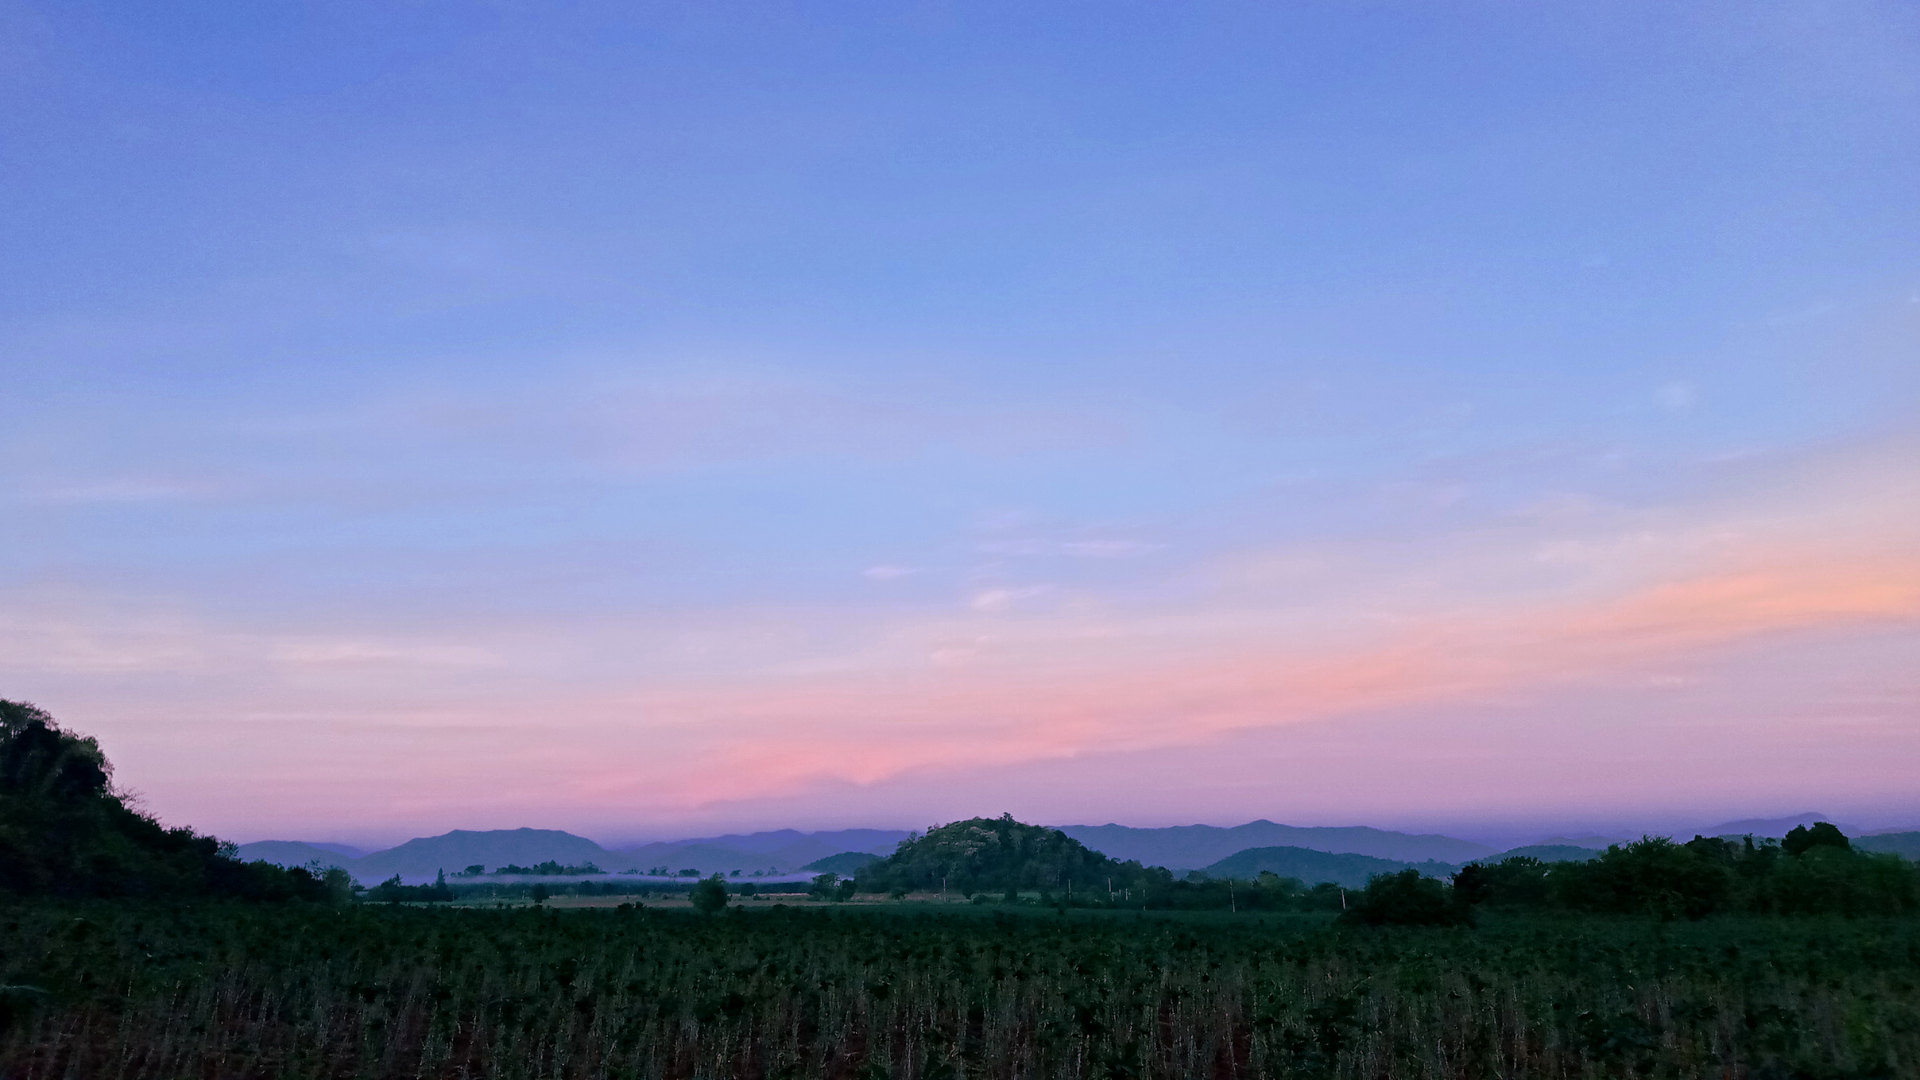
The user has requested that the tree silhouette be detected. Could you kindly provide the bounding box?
[1783,822,1850,857]
[0,700,333,901]
[690,874,729,914]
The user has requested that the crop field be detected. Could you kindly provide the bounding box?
[3,900,1916,1080]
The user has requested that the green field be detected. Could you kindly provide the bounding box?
[4,900,1917,1080]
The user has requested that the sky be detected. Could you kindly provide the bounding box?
[3,2,1918,847]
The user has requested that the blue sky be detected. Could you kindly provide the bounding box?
[3,2,1917,844]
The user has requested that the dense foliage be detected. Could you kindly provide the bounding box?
[0,701,338,902]
[4,900,1918,1079]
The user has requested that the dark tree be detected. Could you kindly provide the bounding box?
[1343,869,1470,926]
[1783,822,1850,857]
[690,874,729,914]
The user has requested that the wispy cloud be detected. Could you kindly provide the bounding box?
[1656,381,1696,412]
[10,438,1914,835]
[968,585,1053,612]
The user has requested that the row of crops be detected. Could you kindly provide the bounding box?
[4,899,1917,1079]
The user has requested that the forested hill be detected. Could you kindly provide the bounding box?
[855,815,1150,895]
[0,700,337,901]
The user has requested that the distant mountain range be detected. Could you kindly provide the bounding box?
[237,827,909,882]
[355,829,608,880]
[617,829,908,875]
[237,815,1914,887]
[1057,821,1497,871]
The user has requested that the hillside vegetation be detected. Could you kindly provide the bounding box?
[856,815,1153,897]
[0,700,341,902]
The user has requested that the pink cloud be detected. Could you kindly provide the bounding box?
[9,440,1918,838]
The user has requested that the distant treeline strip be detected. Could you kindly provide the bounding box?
[840,815,1917,921]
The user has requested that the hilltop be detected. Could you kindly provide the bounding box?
[855,815,1148,895]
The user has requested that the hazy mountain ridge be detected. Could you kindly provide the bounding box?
[616,830,907,874]
[1856,832,1920,860]
[1059,820,1497,870]
[1495,844,1604,863]
[239,827,911,880]
[236,818,1914,885]
[1204,846,1461,889]
[233,841,362,872]
[353,829,609,880]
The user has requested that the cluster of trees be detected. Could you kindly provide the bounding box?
[1342,826,1920,926]
[1451,828,1916,919]
[0,701,348,902]
[809,872,859,901]
[491,860,604,876]
[368,871,457,903]
[453,861,608,878]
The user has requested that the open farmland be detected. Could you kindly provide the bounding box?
[4,900,1918,1080]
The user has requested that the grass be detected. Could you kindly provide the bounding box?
[3,899,1917,1079]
